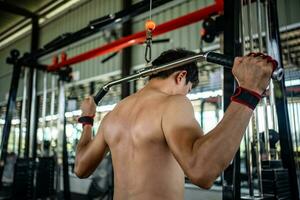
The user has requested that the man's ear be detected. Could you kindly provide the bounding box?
[175,71,187,84]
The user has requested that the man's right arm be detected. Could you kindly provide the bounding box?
[162,55,274,189]
[162,96,253,189]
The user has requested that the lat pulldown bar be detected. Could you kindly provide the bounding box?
[94,52,284,104]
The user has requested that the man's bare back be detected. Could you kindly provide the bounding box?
[75,49,275,200]
[103,87,185,200]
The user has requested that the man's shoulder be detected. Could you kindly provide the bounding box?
[163,95,194,115]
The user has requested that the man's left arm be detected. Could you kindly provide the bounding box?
[74,96,108,178]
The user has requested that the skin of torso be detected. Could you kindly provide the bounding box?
[102,88,185,200]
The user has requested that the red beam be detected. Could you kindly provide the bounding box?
[47,1,223,72]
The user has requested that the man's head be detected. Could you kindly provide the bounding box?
[149,48,199,95]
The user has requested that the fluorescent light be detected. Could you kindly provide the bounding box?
[0,25,31,47]
[39,18,46,24]
[0,0,81,48]
[45,0,81,19]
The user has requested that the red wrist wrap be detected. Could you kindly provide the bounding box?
[78,115,95,127]
[231,87,262,110]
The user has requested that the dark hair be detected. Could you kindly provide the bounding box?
[149,48,199,87]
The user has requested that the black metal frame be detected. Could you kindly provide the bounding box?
[19,0,172,66]
[221,0,300,199]
[222,0,242,199]
[32,95,40,160]
[0,58,22,187]
[2,0,297,199]
[0,3,40,187]
[24,16,39,159]
[0,1,36,17]
[265,0,300,198]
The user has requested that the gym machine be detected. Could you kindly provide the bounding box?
[0,0,299,200]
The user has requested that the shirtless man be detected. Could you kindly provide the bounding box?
[75,49,274,200]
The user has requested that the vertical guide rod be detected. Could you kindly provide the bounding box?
[290,93,300,183]
[245,0,254,196]
[50,76,55,156]
[255,0,266,195]
[19,68,28,156]
[264,2,278,132]
[57,80,70,200]
[29,69,37,158]
[258,0,271,162]
[25,16,39,158]
[41,73,47,155]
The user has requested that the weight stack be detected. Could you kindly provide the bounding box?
[35,157,55,198]
[261,160,292,200]
[12,158,35,199]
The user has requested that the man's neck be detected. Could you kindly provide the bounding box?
[145,78,177,95]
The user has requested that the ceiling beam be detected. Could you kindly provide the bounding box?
[0,1,36,18]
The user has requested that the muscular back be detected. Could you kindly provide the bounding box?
[102,88,185,200]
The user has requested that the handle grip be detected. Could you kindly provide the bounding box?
[206,52,234,69]
[94,88,109,105]
[206,52,283,81]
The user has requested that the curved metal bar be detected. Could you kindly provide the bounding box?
[94,51,283,104]
[94,53,208,104]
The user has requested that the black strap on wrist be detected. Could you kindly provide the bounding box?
[78,116,94,126]
[231,87,262,110]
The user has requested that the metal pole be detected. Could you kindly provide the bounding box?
[246,0,253,52]
[245,1,257,197]
[263,2,277,132]
[245,125,254,197]
[12,123,16,153]
[254,107,263,196]
[50,76,56,156]
[253,0,264,196]
[18,100,23,156]
[25,16,39,158]
[25,71,34,158]
[41,73,47,155]
[290,95,300,184]
[121,0,132,99]
[19,68,28,157]
[222,0,242,199]
[200,100,206,128]
[58,80,70,200]
[29,69,37,158]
